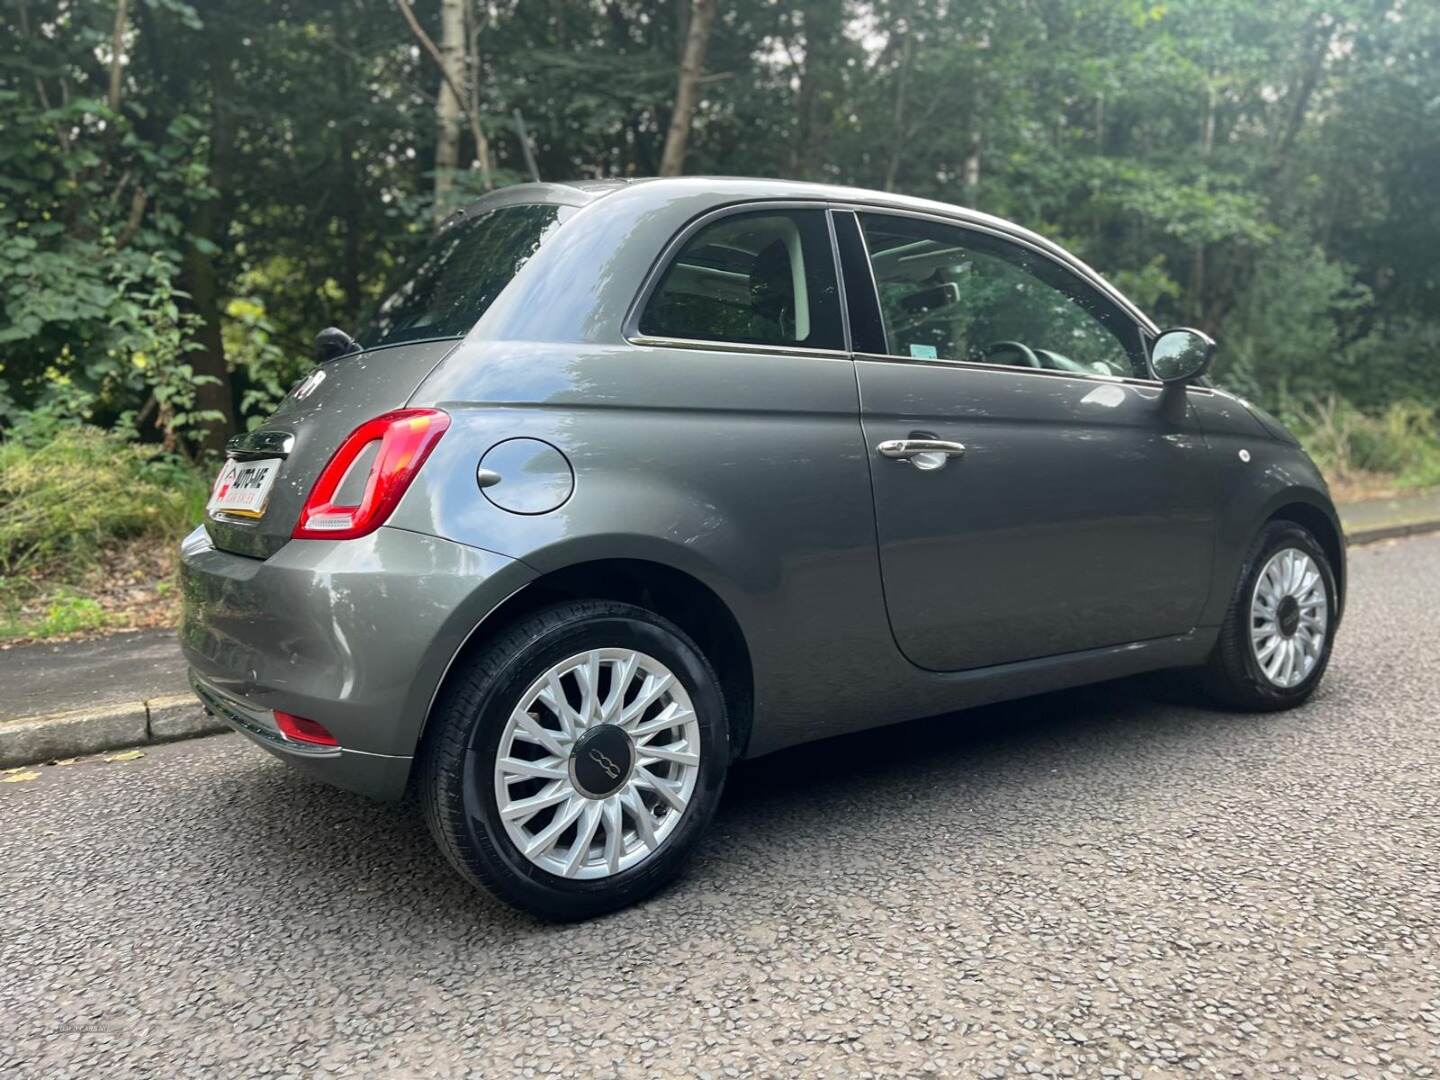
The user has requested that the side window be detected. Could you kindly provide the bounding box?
[858,214,1144,378]
[639,210,844,351]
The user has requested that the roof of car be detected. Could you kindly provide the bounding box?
[489,176,1073,274]
[499,175,990,219]
[458,177,1157,334]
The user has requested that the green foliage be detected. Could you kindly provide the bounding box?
[0,0,1437,486]
[1212,236,1371,408]
[2,587,111,638]
[0,425,206,576]
[1287,398,1440,490]
[223,297,306,430]
[0,1,216,446]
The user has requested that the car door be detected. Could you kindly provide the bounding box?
[834,209,1217,672]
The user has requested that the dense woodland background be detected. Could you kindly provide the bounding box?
[1,0,1438,634]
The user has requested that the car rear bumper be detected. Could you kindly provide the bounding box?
[190,672,415,799]
[178,524,534,799]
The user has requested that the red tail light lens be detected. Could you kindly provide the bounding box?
[274,710,339,747]
[292,409,450,540]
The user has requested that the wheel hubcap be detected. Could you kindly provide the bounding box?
[492,648,700,880]
[569,724,634,798]
[1250,548,1328,688]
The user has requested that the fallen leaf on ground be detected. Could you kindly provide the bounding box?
[103,749,146,763]
[52,758,79,766]
[2,770,40,783]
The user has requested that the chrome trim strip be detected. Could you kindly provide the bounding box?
[626,334,852,361]
[851,351,1214,394]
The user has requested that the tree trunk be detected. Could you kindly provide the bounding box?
[336,20,363,323]
[882,31,913,192]
[1191,78,1216,322]
[433,0,465,212]
[962,94,982,207]
[1274,21,1335,167]
[659,0,715,177]
[466,7,494,189]
[108,0,129,112]
[791,2,838,179]
[182,38,238,453]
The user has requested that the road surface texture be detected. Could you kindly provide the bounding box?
[4,535,1438,1078]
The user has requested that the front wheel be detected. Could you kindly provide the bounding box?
[417,600,729,920]
[1203,520,1339,711]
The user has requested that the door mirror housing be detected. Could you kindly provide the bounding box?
[1150,327,1215,384]
[314,326,359,364]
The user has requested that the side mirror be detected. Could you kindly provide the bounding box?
[1150,327,1215,384]
[314,326,359,364]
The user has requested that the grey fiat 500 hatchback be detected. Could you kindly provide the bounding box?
[182,177,1343,919]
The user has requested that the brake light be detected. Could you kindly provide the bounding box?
[292,409,450,540]
[274,710,339,747]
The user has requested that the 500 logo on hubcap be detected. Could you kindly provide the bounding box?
[571,725,634,797]
[588,747,621,780]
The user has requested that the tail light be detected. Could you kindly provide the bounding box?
[274,710,339,747]
[292,409,450,540]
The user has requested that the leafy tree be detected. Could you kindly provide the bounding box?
[2,0,1438,457]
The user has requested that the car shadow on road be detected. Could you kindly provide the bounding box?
[195,670,1235,934]
[722,670,1214,814]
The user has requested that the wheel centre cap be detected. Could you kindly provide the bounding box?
[1277,596,1301,637]
[570,725,634,798]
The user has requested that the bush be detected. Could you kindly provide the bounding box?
[1286,397,1440,491]
[0,425,208,577]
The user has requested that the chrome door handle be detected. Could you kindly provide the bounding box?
[875,437,967,457]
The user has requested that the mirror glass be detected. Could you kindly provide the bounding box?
[1151,328,1213,383]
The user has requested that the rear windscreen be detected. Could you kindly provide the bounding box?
[357,203,568,350]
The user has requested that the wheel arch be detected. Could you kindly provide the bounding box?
[1265,498,1346,621]
[417,556,755,764]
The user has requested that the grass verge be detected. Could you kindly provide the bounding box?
[1287,398,1440,501]
[0,427,207,643]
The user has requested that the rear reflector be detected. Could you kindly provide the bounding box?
[274,710,340,747]
[292,408,450,540]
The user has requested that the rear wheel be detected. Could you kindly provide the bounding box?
[417,600,728,920]
[1203,520,1338,711]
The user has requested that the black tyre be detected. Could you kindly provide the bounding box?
[1203,520,1338,711]
[417,600,729,920]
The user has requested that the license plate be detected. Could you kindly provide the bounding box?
[207,457,281,519]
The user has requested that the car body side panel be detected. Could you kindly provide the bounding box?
[393,342,1223,760]
[393,339,909,757]
[856,359,1218,671]
[1188,389,1345,625]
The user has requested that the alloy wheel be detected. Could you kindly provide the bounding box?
[1250,547,1328,688]
[491,648,701,880]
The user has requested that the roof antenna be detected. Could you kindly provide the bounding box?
[513,109,541,183]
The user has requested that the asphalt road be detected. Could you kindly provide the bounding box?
[4,535,1439,1078]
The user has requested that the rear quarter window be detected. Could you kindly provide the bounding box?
[358,203,570,350]
[639,209,844,351]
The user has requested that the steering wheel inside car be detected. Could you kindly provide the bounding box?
[984,340,1041,368]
